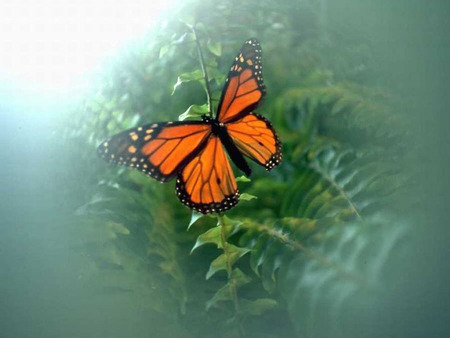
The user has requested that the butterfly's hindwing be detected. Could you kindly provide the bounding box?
[226,113,282,170]
[176,135,239,214]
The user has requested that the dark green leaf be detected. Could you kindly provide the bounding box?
[206,245,250,279]
[206,282,233,310]
[191,226,222,253]
[231,268,251,287]
[239,298,277,317]
[187,211,204,230]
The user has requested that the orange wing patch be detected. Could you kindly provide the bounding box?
[98,122,211,182]
[176,135,239,214]
[227,113,282,170]
[216,38,265,123]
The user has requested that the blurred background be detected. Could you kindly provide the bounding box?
[1,0,449,337]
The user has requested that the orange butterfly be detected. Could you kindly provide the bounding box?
[98,38,282,214]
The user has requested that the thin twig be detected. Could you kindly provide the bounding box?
[191,25,213,118]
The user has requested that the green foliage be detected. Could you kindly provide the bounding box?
[279,215,408,337]
[74,172,189,314]
[172,69,205,95]
[178,103,209,121]
[63,0,412,336]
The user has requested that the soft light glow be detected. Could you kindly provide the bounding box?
[0,0,174,96]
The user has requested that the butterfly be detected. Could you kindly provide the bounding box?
[97,38,282,214]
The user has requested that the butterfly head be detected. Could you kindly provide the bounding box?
[201,114,211,123]
[202,114,225,135]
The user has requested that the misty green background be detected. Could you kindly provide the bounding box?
[1,1,450,337]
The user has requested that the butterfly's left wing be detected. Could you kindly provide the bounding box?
[176,135,239,214]
[226,113,282,170]
[216,38,266,124]
[98,121,211,182]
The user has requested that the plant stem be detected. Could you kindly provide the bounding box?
[218,214,244,337]
[191,25,213,118]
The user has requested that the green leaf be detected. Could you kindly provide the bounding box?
[239,298,277,317]
[172,69,204,95]
[231,268,251,287]
[159,45,169,59]
[240,193,257,201]
[218,215,242,228]
[171,32,194,45]
[206,254,228,279]
[236,176,251,182]
[206,245,250,279]
[207,39,222,57]
[178,104,209,121]
[205,269,251,310]
[106,222,130,235]
[206,282,233,310]
[187,211,204,230]
[191,226,222,253]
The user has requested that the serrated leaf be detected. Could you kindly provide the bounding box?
[240,193,257,201]
[191,226,222,253]
[206,254,228,279]
[218,215,242,228]
[172,69,204,95]
[217,215,242,237]
[236,176,251,182]
[206,245,250,279]
[207,40,222,56]
[178,104,209,121]
[159,45,169,59]
[239,298,277,316]
[187,211,204,230]
[231,268,251,287]
[206,282,233,310]
[205,269,251,311]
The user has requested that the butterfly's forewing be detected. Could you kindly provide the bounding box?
[98,122,211,182]
[216,38,266,124]
[176,135,239,214]
[226,113,282,170]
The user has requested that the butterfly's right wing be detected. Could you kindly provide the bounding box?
[98,122,211,182]
[216,38,266,124]
[176,135,239,214]
[226,113,282,170]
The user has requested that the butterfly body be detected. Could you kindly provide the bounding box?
[203,114,252,177]
[98,38,282,214]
